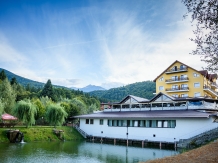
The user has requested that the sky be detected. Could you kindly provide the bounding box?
[0,0,207,89]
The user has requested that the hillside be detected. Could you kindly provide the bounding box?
[0,68,45,88]
[89,81,156,102]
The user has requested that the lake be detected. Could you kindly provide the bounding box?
[0,141,179,163]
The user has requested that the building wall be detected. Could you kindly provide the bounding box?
[79,117,218,143]
[156,61,216,98]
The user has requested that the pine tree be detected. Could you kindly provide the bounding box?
[40,79,56,101]
[10,77,18,85]
[0,70,7,81]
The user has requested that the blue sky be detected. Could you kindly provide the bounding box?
[0,0,206,89]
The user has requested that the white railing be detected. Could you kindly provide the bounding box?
[75,126,88,138]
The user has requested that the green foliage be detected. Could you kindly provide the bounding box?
[182,0,218,72]
[32,98,46,120]
[14,100,37,128]
[0,99,4,116]
[89,81,156,102]
[46,104,68,128]
[71,98,87,114]
[87,103,98,114]
[10,77,18,85]
[40,80,57,101]
[0,70,7,81]
[0,79,16,113]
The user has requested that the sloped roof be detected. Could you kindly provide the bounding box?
[153,60,217,82]
[149,92,175,102]
[119,95,149,104]
[198,70,217,81]
[74,110,213,119]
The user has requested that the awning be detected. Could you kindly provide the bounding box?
[1,113,18,120]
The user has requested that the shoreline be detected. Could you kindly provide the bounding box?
[0,126,84,143]
[142,140,218,163]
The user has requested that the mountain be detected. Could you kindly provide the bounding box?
[71,85,106,92]
[0,68,45,88]
[0,68,66,88]
[89,81,156,102]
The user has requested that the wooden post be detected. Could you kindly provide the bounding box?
[142,141,144,148]
[114,139,116,145]
[159,142,162,149]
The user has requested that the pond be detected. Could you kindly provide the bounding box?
[0,141,179,163]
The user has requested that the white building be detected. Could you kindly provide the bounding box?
[74,92,218,143]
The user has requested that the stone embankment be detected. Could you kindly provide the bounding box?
[177,127,218,148]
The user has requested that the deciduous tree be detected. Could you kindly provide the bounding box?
[14,100,37,128]
[46,103,68,128]
[182,0,218,72]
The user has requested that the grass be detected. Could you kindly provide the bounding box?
[0,126,84,143]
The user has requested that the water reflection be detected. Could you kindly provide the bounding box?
[0,141,179,163]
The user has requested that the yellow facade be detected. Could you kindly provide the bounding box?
[154,61,218,99]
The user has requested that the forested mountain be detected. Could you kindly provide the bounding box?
[89,81,156,102]
[0,68,45,88]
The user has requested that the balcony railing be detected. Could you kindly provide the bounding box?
[203,86,218,96]
[166,67,188,73]
[211,82,218,88]
[166,87,189,92]
[165,77,189,83]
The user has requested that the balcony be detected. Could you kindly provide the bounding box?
[166,87,189,92]
[211,82,218,89]
[165,67,188,74]
[203,86,218,97]
[165,77,189,84]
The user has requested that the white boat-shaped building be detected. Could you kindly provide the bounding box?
[74,92,218,144]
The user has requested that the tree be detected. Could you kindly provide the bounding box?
[32,98,46,120]
[46,103,68,128]
[0,99,4,116]
[0,79,16,113]
[0,70,7,81]
[40,79,57,101]
[182,0,218,72]
[14,100,37,128]
[10,77,18,85]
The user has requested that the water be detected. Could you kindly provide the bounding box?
[0,141,179,163]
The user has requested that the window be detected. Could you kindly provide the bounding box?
[181,75,187,80]
[171,76,178,81]
[180,65,186,70]
[181,94,188,97]
[193,73,199,77]
[194,92,201,97]
[172,66,177,71]
[90,119,94,124]
[194,82,200,88]
[172,85,178,90]
[159,86,164,91]
[181,84,188,90]
[172,94,178,98]
[100,119,103,125]
[159,77,164,81]
[86,119,89,124]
